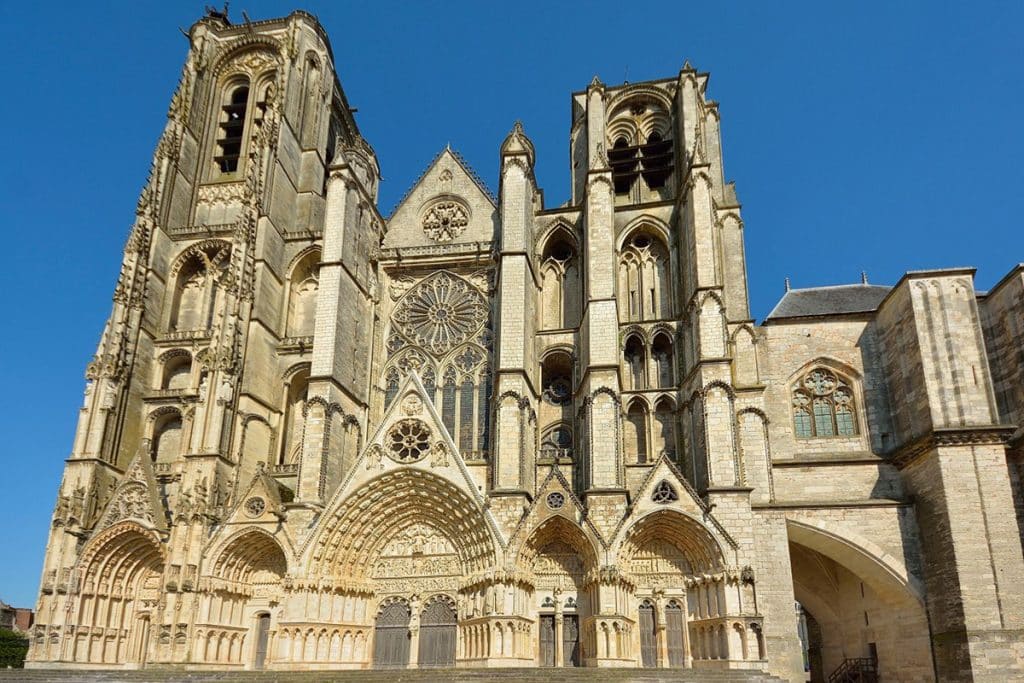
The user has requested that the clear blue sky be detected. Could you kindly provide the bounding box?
[0,1,1021,608]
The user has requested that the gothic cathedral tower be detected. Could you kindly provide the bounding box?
[29,9,1024,682]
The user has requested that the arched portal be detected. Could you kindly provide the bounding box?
[618,508,727,668]
[373,600,411,668]
[517,516,599,668]
[200,529,287,666]
[786,519,932,683]
[72,522,165,665]
[418,596,456,668]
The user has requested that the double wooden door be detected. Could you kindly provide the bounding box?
[539,614,580,667]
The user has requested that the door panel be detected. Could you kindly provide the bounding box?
[639,603,657,667]
[539,615,555,667]
[373,603,411,668]
[418,600,456,668]
[563,614,580,667]
[666,602,685,667]
[254,614,270,670]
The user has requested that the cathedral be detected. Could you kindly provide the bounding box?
[27,9,1024,682]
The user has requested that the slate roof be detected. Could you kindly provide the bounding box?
[765,284,892,321]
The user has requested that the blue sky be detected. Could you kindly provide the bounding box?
[0,1,1021,608]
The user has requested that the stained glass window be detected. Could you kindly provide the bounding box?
[792,368,859,439]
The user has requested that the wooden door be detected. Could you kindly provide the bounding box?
[666,601,685,666]
[562,614,580,667]
[253,613,270,670]
[539,615,555,667]
[639,602,657,667]
[418,600,456,668]
[373,602,411,668]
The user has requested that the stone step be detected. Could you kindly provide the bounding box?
[0,668,790,683]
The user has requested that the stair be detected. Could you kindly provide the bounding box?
[0,668,791,683]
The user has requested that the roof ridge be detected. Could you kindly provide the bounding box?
[788,282,891,293]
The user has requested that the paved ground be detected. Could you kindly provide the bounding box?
[0,667,791,683]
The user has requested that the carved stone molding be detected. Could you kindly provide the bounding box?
[890,425,1016,470]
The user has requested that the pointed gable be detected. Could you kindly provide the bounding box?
[384,148,498,250]
[93,444,168,534]
[308,371,506,550]
[220,465,289,527]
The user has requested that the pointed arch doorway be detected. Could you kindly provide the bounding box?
[373,601,411,668]
[418,597,456,667]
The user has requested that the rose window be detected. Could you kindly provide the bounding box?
[422,200,470,241]
[244,497,266,518]
[387,419,432,463]
[392,272,487,355]
[652,480,678,504]
[546,492,565,510]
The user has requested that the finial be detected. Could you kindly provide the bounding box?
[512,120,524,136]
[861,271,868,285]
[682,59,694,71]
[784,277,791,292]
[589,74,604,89]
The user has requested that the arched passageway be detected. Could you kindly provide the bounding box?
[787,520,932,683]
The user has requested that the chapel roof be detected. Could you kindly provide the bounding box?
[765,283,892,322]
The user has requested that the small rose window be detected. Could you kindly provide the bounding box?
[387,419,431,463]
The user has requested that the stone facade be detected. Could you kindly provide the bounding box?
[26,9,1024,682]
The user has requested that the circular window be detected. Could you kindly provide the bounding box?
[546,492,565,510]
[543,378,572,405]
[651,480,678,504]
[422,199,470,242]
[244,497,266,518]
[392,272,488,355]
[387,419,432,463]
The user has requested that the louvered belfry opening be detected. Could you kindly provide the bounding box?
[609,133,674,195]
[216,85,249,173]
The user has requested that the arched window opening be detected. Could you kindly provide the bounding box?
[619,230,672,321]
[653,397,676,460]
[459,375,475,454]
[280,368,310,464]
[624,335,647,391]
[441,369,457,438]
[540,423,573,460]
[286,250,320,338]
[640,131,674,189]
[162,354,192,390]
[170,244,231,332]
[540,233,580,330]
[792,367,858,439]
[383,368,400,412]
[652,333,674,387]
[625,401,648,464]
[299,56,322,149]
[609,136,639,195]
[541,352,574,407]
[216,83,250,173]
[152,413,183,464]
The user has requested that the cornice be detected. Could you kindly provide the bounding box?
[890,425,1016,470]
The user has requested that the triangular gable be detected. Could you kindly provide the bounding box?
[507,465,607,556]
[93,443,168,535]
[615,453,738,551]
[300,371,506,555]
[384,148,498,250]
[219,465,287,527]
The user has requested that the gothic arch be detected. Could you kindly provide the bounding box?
[513,514,601,578]
[614,508,726,575]
[210,40,283,79]
[165,241,232,332]
[283,247,320,338]
[617,216,672,252]
[207,527,290,586]
[618,224,673,321]
[307,469,498,581]
[786,518,924,605]
[535,218,580,259]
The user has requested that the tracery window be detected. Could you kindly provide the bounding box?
[387,420,431,463]
[539,232,580,330]
[618,231,672,321]
[169,243,231,332]
[792,368,858,439]
[652,480,678,504]
[285,250,320,338]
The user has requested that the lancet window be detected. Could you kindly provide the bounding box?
[792,368,858,439]
[279,367,310,464]
[618,230,672,321]
[215,82,250,174]
[539,230,580,330]
[607,97,675,201]
[625,400,649,464]
[285,250,320,338]
[168,243,231,333]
